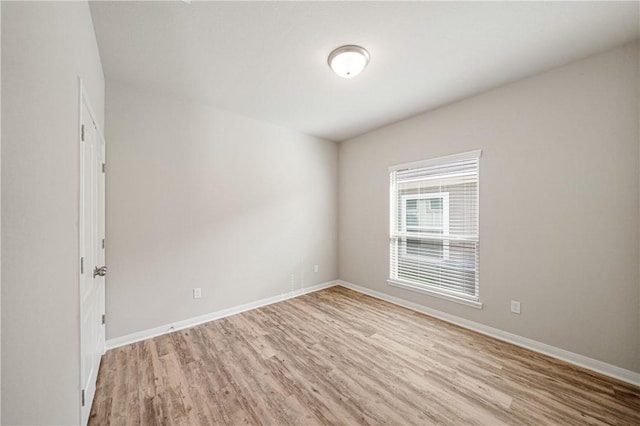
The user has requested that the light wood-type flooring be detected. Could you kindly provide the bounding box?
[90,286,640,425]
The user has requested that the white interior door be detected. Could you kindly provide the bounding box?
[79,82,106,425]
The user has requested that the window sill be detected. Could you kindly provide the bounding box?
[387,279,483,309]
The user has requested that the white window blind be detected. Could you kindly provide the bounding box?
[389,150,481,305]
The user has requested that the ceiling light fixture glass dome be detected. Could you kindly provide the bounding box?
[328,45,370,78]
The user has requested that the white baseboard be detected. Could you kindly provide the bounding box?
[105,280,338,350]
[336,280,640,387]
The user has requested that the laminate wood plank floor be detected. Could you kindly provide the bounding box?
[90,286,640,425]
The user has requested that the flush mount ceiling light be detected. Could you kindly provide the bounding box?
[328,45,370,78]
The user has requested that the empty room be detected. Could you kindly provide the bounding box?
[1,0,639,424]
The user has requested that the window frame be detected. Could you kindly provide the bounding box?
[388,150,482,309]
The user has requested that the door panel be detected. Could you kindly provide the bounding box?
[79,83,106,425]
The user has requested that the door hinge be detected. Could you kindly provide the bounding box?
[102,163,105,173]
[81,124,85,142]
[102,314,106,325]
[80,257,84,274]
[81,389,85,407]
[102,238,105,249]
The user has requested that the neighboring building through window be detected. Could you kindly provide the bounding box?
[401,193,449,260]
[389,150,481,308]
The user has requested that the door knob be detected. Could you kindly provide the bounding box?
[93,266,107,278]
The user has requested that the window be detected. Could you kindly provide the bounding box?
[401,193,449,259]
[389,150,481,308]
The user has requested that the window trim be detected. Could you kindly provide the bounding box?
[387,278,483,309]
[388,149,482,172]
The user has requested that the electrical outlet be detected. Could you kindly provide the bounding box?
[314,265,319,273]
[510,300,521,314]
[193,288,202,299]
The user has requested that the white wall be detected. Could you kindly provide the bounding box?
[105,82,338,340]
[0,1,3,420]
[339,42,640,373]
[1,2,104,424]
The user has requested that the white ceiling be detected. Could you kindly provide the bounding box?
[89,1,640,142]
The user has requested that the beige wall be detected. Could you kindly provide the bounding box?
[339,42,640,373]
[1,2,105,424]
[105,82,338,340]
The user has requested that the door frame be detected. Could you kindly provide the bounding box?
[77,78,106,425]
